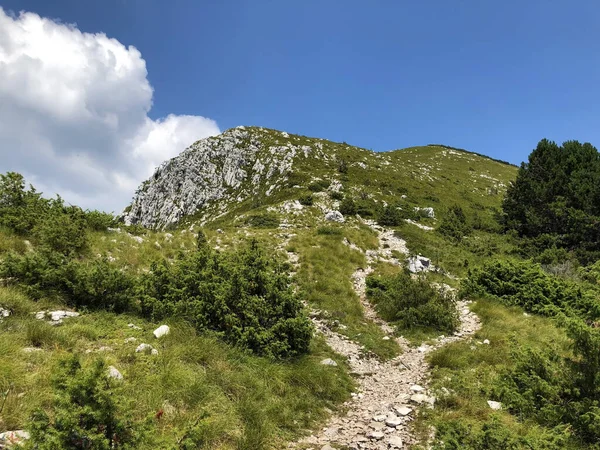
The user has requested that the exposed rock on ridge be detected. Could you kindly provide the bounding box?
[123,126,318,229]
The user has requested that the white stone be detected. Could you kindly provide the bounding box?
[22,347,43,353]
[324,210,345,223]
[108,366,123,381]
[135,343,154,353]
[0,430,30,445]
[128,323,142,330]
[414,206,435,218]
[410,393,428,404]
[388,436,403,448]
[320,358,338,366]
[410,385,424,393]
[153,325,170,338]
[394,406,412,416]
[122,128,304,229]
[35,310,79,323]
[388,435,403,448]
[151,348,159,355]
[487,400,502,410]
[130,235,144,244]
[483,339,490,345]
[408,255,432,273]
[385,415,402,427]
[368,431,385,440]
[124,337,137,343]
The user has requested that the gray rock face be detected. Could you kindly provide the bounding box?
[123,127,317,229]
[325,210,345,223]
[408,255,431,273]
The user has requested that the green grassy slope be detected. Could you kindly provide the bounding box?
[0,128,526,449]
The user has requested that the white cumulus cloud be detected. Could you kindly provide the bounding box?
[0,7,220,212]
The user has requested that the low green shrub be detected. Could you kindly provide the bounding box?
[299,194,314,206]
[307,180,329,192]
[491,317,600,445]
[0,251,135,312]
[461,259,600,320]
[26,356,144,449]
[438,205,470,242]
[339,197,357,216]
[138,240,312,358]
[329,191,344,201]
[33,211,89,256]
[433,417,536,450]
[579,260,600,285]
[377,204,415,226]
[245,214,279,228]
[84,210,117,231]
[316,226,342,236]
[366,271,459,333]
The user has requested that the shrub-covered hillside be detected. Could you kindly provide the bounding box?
[5,129,600,449]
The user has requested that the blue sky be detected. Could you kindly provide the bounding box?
[1,0,599,210]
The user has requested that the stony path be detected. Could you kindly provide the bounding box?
[291,223,481,450]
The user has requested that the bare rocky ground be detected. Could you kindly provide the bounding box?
[290,222,481,450]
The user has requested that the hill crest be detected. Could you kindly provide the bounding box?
[123,126,516,229]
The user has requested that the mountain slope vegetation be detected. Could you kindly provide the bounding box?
[1,129,599,449]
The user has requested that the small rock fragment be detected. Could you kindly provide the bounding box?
[0,307,10,320]
[385,415,402,427]
[410,393,428,404]
[388,435,403,448]
[135,343,154,353]
[368,430,385,440]
[394,406,412,416]
[22,347,43,353]
[324,210,345,223]
[108,366,123,381]
[320,358,338,366]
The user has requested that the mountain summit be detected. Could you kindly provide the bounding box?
[123,126,514,229]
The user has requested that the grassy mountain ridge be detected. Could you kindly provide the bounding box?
[124,126,517,232]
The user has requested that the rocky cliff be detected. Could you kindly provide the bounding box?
[123,126,328,229]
